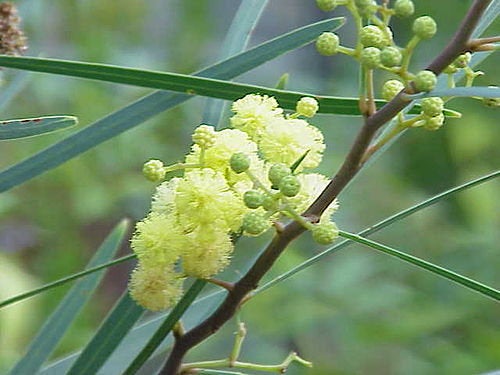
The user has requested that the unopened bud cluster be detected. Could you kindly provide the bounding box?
[130,94,339,310]
[313,0,467,132]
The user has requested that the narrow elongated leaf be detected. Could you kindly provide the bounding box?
[202,0,268,126]
[0,115,77,140]
[427,86,500,98]
[0,55,379,115]
[0,17,344,194]
[9,219,129,375]
[473,0,499,38]
[66,291,144,375]
[339,230,500,301]
[0,254,135,309]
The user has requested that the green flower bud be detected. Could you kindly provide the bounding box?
[422,113,445,131]
[382,79,405,101]
[242,212,270,236]
[243,190,264,209]
[312,221,339,245]
[454,52,471,68]
[192,124,216,148]
[394,0,414,18]
[296,97,319,117]
[268,163,291,187]
[316,32,340,56]
[355,0,377,17]
[414,70,437,92]
[420,97,444,117]
[412,16,437,40]
[279,175,301,197]
[360,47,381,69]
[380,26,394,47]
[360,25,384,48]
[380,46,402,67]
[142,159,166,182]
[230,153,250,174]
[262,194,279,211]
[316,0,337,12]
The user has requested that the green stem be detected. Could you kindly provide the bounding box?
[400,36,421,81]
[361,115,423,163]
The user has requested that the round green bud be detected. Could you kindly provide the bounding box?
[360,47,381,69]
[243,190,264,209]
[453,52,471,68]
[380,46,402,67]
[380,26,394,47]
[316,0,337,12]
[422,113,445,131]
[311,221,339,245]
[268,163,291,187]
[142,159,166,182]
[296,97,319,117]
[420,97,444,117]
[360,25,384,48]
[242,212,270,236]
[192,124,216,148]
[278,175,301,197]
[355,0,377,17]
[230,153,250,174]
[262,194,279,211]
[394,0,414,18]
[315,32,340,56]
[412,16,437,40]
[414,70,437,92]
[382,79,405,101]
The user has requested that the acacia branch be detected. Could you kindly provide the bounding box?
[160,1,491,373]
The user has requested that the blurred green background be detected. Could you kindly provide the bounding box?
[0,1,498,374]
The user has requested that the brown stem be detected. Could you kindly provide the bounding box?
[160,1,491,373]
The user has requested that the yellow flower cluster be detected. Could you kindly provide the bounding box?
[129,94,339,311]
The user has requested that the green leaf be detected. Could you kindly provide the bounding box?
[8,219,129,375]
[0,17,343,194]
[0,54,379,115]
[202,0,268,127]
[123,280,207,374]
[427,86,500,98]
[473,0,499,38]
[338,230,500,301]
[66,291,145,375]
[0,254,135,310]
[0,115,78,140]
[256,170,500,294]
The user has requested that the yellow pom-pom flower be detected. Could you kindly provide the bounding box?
[287,173,339,220]
[151,177,181,215]
[181,228,234,279]
[258,118,325,170]
[129,264,183,311]
[230,94,284,140]
[175,168,246,232]
[130,212,186,267]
